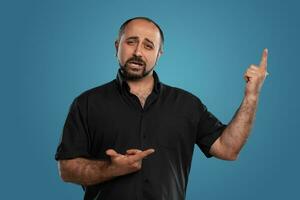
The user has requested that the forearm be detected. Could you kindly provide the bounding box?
[58,158,116,186]
[220,95,259,157]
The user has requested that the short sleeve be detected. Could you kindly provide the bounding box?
[55,97,91,161]
[196,103,227,158]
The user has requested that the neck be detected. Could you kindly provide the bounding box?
[127,71,154,94]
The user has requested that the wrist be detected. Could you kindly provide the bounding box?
[105,162,119,178]
[97,161,118,181]
[244,94,259,102]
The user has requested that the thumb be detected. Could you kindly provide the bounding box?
[106,149,120,158]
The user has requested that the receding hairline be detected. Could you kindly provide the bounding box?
[117,17,164,49]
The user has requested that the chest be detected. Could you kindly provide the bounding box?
[87,100,198,157]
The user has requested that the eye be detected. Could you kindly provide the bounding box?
[144,44,154,50]
[126,40,136,45]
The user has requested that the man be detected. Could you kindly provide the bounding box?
[55,17,269,200]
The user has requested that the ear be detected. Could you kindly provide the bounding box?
[157,48,163,59]
[114,40,119,57]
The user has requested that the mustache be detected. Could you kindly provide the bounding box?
[125,56,146,67]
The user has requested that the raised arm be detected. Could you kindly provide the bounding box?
[209,49,269,160]
[58,148,155,186]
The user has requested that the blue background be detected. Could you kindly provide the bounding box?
[1,0,299,199]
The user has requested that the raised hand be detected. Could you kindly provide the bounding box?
[244,48,269,97]
[105,148,155,177]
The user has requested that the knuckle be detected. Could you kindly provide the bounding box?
[132,163,141,170]
[247,69,253,73]
[127,159,135,165]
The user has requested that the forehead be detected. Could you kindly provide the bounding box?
[122,19,161,43]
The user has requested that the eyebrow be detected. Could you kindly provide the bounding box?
[126,36,155,47]
[126,36,139,41]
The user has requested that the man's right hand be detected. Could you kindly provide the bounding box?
[106,148,155,177]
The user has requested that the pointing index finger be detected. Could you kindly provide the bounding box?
[259,48,268,70]
[126,149,142,155]
[129,149,155,163]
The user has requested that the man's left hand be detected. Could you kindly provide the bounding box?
[244,48,269,98]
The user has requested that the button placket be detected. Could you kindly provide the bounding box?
[139,111,146,148]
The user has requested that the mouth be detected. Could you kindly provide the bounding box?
[128,61,145,68]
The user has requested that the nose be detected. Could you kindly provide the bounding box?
[133,43,143,57]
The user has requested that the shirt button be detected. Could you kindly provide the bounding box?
[143,134,146,139]
[144,178,149,183]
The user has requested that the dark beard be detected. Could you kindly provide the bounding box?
[119,56,153,81]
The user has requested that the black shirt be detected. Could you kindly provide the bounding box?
[55,70,227,200]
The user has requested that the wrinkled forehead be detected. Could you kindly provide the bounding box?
[121,19,161,44]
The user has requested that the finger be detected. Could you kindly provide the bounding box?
[248,67,268,78]
[245,71,257,78]
[141,149,155,157]
[106,149,120,158]
[244,68,257,78]
[126,149,142,155]
[249,65,259,70]
[259,48,268,70]
[247,68,258,74]
[129,149,155,163]
[244,71,257,82]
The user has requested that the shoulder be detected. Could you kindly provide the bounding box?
[159,82,207,121]
[160,82,203,105]
[73,80,117,105]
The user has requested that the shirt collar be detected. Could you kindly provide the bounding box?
[115,69,161,94]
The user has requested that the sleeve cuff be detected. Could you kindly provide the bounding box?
[199,125,226,158]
